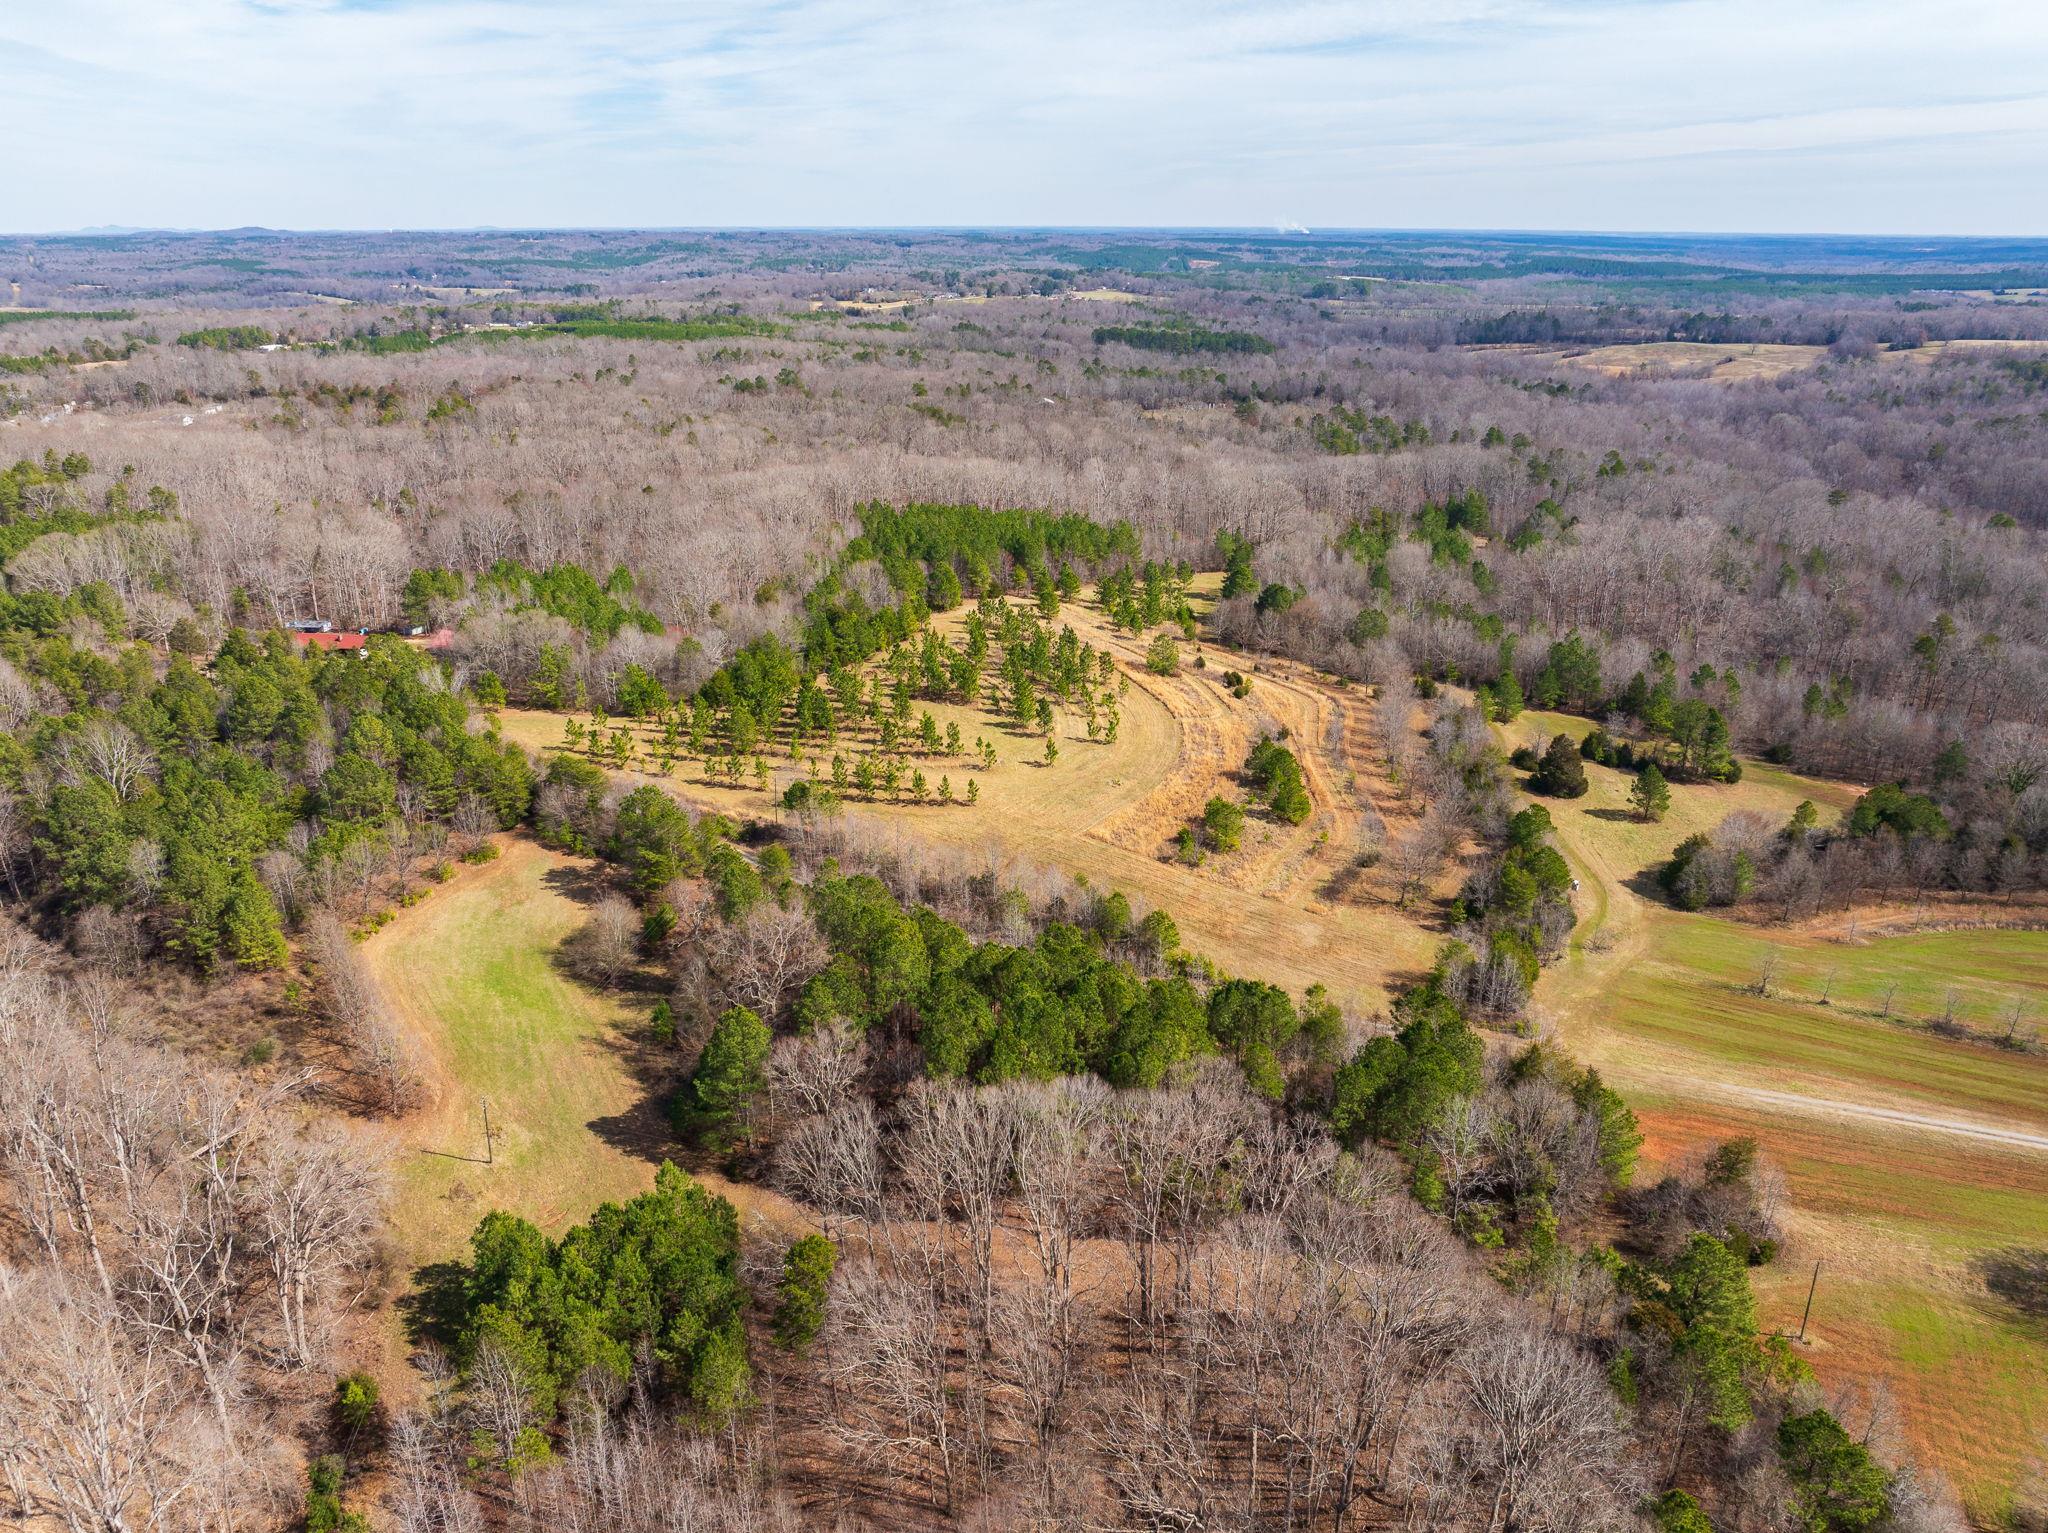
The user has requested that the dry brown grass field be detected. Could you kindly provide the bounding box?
[1544,340,1829,381]
[1519,335,2048,385]
[498,586,1451,1013]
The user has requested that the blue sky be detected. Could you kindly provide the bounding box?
[7,0,2045,235]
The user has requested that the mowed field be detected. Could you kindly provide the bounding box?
[1597,923,2048,1521]
[497,585,1447,1014]
[360,839,663,1265]
[1547,341,1830,381]
[1502,711,2048,1519]
[357,837,803,1391]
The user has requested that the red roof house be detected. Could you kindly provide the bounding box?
[291,631,367,652]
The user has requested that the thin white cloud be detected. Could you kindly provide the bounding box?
[3,0,2044,233]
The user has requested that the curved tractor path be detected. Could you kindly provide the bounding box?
[1698,1083,2048,1154]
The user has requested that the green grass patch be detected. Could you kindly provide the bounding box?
[1597,912,2048,1518]
[362,841,663,1266]
[1603,918,2048,1127]
[1866,1290,2046,1523]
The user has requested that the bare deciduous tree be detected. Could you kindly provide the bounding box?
[765,1017,867,1121]
[567,895,641,988]
[1435,1322,1638,1532]
[707,900,827,1020]
[0,1269,206,1533]
[306,908,421,1112]
[252,1122,388,1370]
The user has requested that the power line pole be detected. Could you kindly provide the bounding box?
[1797,1260,1821,1343]
[481,1096,497,1166]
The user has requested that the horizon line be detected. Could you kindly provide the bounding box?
[7,223,2048,244]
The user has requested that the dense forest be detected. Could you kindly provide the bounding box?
[0,228,2042,1533]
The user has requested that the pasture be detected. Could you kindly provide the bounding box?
[1557,340,1826,381]
[359,838,667,1265]
[1523,335,2047,385]
[1596,917,2048,1520]
[1503,711,2048,1518]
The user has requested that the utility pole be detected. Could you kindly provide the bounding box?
[481,1095,497,1166]
[1797,1260,1821,1343]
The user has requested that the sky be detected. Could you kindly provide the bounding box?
[6,0,2046,236]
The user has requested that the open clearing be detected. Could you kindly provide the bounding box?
[360,839,665,1265]
[810,287,1140,315]
[1544,341,1828,381]
[1604,922,2048,1521]
[1502,710,2048,1517]
[1957,287,2048,303]
[358,836,803,1389]
[1519,336,2047,384]
[499,586,1448,1013]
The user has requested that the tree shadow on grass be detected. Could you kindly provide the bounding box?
[395,1259,470,1354]
[586,994,688,1170]
[540,860,614,909]
[1586,807,1644,824]
[1975,1247,2048,1323]
[545,940,668,1000]
[1378,962,1439,999]
[587,1090,682,1170]
[1317,860,1367,904]
[1622,868,1674,903]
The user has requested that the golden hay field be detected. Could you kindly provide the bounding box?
[497,587,1447,1013]
[1546,340,1828,381]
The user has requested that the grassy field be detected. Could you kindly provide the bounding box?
[1540,340,1828,381]
[357,837,803,1392]
[1524,337,2047,384]
[1501,708,1859,895]
[1605,922,2048,1523]
[1501,711,2048,1519]
[360,839,669,1265]
[497,585,1448,1013]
